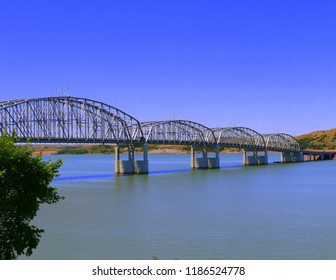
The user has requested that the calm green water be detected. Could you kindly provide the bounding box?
[21,154,336,260]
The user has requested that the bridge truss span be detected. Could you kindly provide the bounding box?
[0,95,307,173]
[263,133,301,153]
[139,120,217,145]
[0,96,144,144]
[213,127,266,150]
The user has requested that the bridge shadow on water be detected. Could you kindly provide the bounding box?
[53,164,244,182]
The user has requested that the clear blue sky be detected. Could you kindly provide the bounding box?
[1,0,336,135]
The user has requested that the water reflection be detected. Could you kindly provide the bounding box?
[21,154,336,260]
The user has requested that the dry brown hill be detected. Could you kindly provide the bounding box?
[296,128,336,150]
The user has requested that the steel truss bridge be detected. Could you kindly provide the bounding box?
[0,96,309,173]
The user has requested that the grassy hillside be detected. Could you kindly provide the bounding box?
[296,128,336,150]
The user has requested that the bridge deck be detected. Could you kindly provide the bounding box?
[0,96,301,154]
[302,150,336,161]
[1,96,335,174]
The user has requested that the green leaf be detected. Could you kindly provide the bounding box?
[0,132,64,259]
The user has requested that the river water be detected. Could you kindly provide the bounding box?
[21,153,336,260]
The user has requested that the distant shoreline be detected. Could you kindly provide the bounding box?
[33,149,243,155]
[31,145,242,155]
[23,128,336,155]
[32,145,334,156]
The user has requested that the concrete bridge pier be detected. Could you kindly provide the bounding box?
[207,145,220,169]
[303,153,315,161]
[190,145,220,169]
[302,151,336,162]
[280,152,303,163]
[243,149,268,165]
[134,143,149,174]
[114,144,148,174]
[191,146,208,168]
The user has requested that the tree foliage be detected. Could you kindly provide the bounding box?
[0,133,63,259]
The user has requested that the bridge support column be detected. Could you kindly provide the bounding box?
[280,152,303,163]
[115,145,121,173]
[134,143,149,174]
[207,144,220,169]
[191,146,208,168]
[243,149,268,165]
[191,145,220,169]
[304,152,313,161]
[114,144,148,174]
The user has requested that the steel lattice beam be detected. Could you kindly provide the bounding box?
[0,96,301,153]
[213,127,266,150]
[263,133,301,153]
[0,96,144,144]
[139,120,217,145]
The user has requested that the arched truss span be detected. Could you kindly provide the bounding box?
[0,97,302,152]
[0,96,144,143]
[213,127,266,150]
[139,120,217,145]
[263,133,301,152]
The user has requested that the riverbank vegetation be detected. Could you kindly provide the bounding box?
[0,133,63,259]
